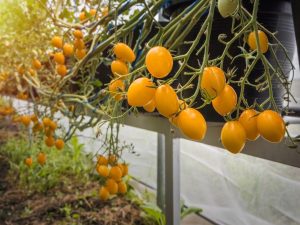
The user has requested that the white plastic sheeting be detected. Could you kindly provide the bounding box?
[180,140,300,225]
[9,98,300,225]
[117,124,300,225]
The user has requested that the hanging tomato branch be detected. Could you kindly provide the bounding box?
[0,0,298,156]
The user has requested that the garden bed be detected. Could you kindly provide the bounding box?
[0,164,144,225]
[0,122,150,225]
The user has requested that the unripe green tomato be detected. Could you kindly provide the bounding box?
[218,0,238,18]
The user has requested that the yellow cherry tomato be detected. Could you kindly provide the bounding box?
[212,84,237,116]
[238,109,260,141]
[177,108,207,141]
[221,121,246,154]
[145,46,173,78]
[113,43,136,63]
[248,30,269,53]
[111,60,128,76]
[256,110,285,143]
[127,77,156,106]
[200,66,226,99]
[155,84,179,118]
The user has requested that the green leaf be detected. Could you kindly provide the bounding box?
[181,207,202,220]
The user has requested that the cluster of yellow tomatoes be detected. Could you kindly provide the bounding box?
[17,115,64,149]
[5,6,110,94]
[13,114,65,166]
[0,103,64,167]
[51,29,87,77]
[108,43,136,101]
[96,154,129,201]
[107,28,285,154]
[79,7,109,23]
[16,58,43,78]
[24,152,47,168]
[222,109,285,153]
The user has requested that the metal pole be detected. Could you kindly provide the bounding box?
[157,133,166,211]
[165,128,181,225]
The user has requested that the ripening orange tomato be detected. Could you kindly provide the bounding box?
[97,155,108,165]
[21,115,31,127]
[24,157,33,167]
[54,52,65,64]
[90,9,97,16]
[99,186,110,201]
[111,60,128,76]
[43,117,52,127]
[37,152,46,165]
[32,59,42,70]
[63,43,74,57]
[109,166,123,181]
[105,178,118,194]
[116,164,124,176]
[155,84,179,118]
[73,30,83,39]
[79,11,86,21]
[113,43,136,63]
[56,64,67,76]
[109,79,125,101]
[200,66,226,99]
[75,49,87,59]
[221,121,246,154]
[51,36,63,48]
[55,139,64,150]
[97,165,110,177]
[143,98,156,112]
[120,163,128,176]
[256,110,285,143]
[74,39,85,50]
[247,30,269,53]
[145,46,173,78]
[127,77,156,106]
[212,84,237,116]
[177,108,207,141]
[45,136,55,147]
[238,109,260,141]
[118,182,127,194]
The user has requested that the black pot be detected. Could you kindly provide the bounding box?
[292,0,300,67]
[163,0,297,122]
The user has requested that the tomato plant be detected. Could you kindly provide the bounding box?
[0,0,298,208]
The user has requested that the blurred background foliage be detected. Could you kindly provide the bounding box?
[0,0,53,70]
[0,0,118,72]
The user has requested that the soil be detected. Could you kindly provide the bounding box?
[0,120,148,225]
[0,155,147,225]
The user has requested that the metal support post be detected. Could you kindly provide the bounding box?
[164,128,181,225]
[157,133,166,210]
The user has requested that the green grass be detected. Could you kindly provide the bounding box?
[0,135,94,192]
